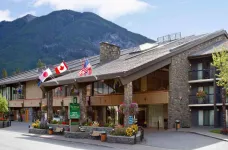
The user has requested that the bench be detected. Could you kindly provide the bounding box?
[90,131,106,139]
[53,127,64,134]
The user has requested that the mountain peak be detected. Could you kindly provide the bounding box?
[21,14,36,22]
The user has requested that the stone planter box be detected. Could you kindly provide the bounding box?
[48,124,70,132]
[0,121,10,128]
[81,126,113,134]
[107,131,141,144]
[64,131,90,139]
[29,128,47,134]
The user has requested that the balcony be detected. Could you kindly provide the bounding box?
[189,69,215,81]
[189,94,214,104]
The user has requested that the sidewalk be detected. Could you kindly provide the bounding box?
[170,127,228,142]
[22,133,167,150]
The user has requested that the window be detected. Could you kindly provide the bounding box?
[198,110,214,126]
[197,63,203,79]
[133,78,141,93]
[93,81,123,95]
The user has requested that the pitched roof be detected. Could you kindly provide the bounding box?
[0,47,135,86]
[189,40,228,58]
[43,30,228,87]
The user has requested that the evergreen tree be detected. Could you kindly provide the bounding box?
[13,68,20,75]
[37,59,45,68]
[2,69,8,78]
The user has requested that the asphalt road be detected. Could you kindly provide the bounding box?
[0,130,117,150]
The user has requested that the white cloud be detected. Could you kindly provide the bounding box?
[0,10,13,21]
[33,0,153,20]
[18,11,36,18]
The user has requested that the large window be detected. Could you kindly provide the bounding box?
[93,80,123,95]
[198,110,214,126]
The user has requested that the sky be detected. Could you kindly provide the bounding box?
[0,0,228,40]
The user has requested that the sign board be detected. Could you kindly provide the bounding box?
[128,116,133,125]
[72,96,78,104]
[69,103,80,119]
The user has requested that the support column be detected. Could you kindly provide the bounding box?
[124,82,133,127]
[47,90,53,122]
[79,85,87,124]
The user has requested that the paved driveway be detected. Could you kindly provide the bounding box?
[1,121,30,133]
[143,130,228,150]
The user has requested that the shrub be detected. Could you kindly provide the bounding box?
[51,120,58,124]
[110,128,126,136]
[32,120,40,128]
[126,127,134,136]
[221,129,228,135]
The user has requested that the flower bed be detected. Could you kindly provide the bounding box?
[48,124,70,132]
[81,126,113,134]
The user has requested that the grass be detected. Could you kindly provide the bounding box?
[210,129,221,134]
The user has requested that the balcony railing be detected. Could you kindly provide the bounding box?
[189,69,215,80]
[189,94,214,104]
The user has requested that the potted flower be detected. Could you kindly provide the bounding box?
[196,90,207,104]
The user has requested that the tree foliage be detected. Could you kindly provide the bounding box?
[0,94,8,113]
[13,68,20,75]
[2,69,8,78]
[212,47,228,89]
[37,59,45,68]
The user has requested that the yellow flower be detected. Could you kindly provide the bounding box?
[126,127,134,136]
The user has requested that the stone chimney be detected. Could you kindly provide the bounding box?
[100,42,120,64]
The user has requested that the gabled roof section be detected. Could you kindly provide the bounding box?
[42,29,228,87]
[0,47,135,86]
[42,30,226,86]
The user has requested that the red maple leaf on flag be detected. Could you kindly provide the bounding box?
[60,65,64,70]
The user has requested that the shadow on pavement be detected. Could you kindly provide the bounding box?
[15,135,115,150]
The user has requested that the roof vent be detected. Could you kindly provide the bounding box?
[157,32,181,44]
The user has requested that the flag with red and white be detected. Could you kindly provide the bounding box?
[78,58,92,76]
[55,61,68,74]
[39,68,53,82]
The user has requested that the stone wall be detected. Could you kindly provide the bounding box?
[0,121,10,128]
[29,128,47,134]
[168,35,227,129]
[107,131,141,144]
[64,131,90,139]
[81,126,113,134]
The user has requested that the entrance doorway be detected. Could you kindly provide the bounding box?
[137,106,147,126]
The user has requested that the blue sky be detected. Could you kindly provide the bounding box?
[0,0,228,40]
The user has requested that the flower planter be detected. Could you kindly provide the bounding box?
[29,128,47,134]
[198,98,204,104]
[107,131,141,144]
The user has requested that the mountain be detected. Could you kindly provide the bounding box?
[0,10,154,75]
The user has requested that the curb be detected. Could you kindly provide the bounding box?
[179,131,228,142]
[23,134,115,149]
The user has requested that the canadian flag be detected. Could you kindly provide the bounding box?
[55,61,68,74]
[39,68,53,82]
